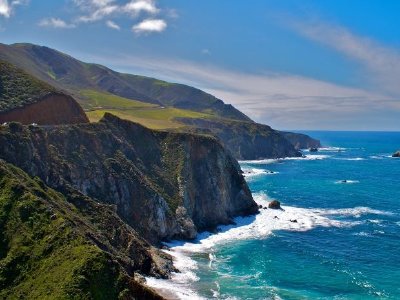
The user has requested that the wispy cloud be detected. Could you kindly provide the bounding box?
[106,20,120,30]
[39,17,76,29]
[73,0,166,31]
[201,48,211,55]
[82,53,398,130]
[132,18,166,34]
[39,0,170,34]
[289,20,400,98]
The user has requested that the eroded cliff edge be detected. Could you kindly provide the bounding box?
[0,59,88,125]
[0,113,258,244]
[0,92,89,125]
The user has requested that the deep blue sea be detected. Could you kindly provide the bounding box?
[147,131,400,300]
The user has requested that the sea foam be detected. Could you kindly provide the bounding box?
[242,168,277,178]
[240,154,330,164]
[145,193,383,299]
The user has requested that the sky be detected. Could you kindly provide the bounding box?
[1,0,400,131]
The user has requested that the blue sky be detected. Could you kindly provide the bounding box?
[1,0,400,130]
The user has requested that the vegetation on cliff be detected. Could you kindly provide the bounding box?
[0,114,258,243]
[178,118,302,159]
[0,60,55,112]
[0,43,249,121]
[0,42,320,159]
[0,160,171,299]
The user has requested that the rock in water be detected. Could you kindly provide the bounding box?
[392,151,400,157]
[309,147,318,152]
[268,200,281,209]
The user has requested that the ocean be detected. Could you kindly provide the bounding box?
[147,131,400,299]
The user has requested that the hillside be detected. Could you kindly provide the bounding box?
[0,60,88,125]
[0,43,320,159]
[0,60,55,111]
[0,160,172,299]
[0,43,250,121]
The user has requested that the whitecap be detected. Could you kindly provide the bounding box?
[369,155,387,160]
[313,147,346,152]
[335,180,360,184]
[285,154,330,160]
[242,168,278,178]
[314,206,394,217]
[241,154,330,164]
[334,157,365,161]
[239,158,279,164]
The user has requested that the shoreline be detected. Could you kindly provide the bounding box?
[146,152,398,299]
[144,192,382,299]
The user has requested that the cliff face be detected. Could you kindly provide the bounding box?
[0,114,258,243]
[0,92,89,125]
[280,131,321,150]
[0,160,171,299]
[178,118,302,160]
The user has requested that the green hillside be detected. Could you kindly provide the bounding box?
[0,159,167,299]
[0,43,251,122]
[0,60,55,112]
[82,89,212,129]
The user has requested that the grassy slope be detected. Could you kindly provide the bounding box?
[84,89,212,129]
[0,160,164,300]
[0,43,251,122]
[0,60,55,112]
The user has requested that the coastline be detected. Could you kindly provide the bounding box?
[145,151,398,299]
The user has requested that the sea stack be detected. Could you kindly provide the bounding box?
[392,151,400,157]
[268,200,281,209]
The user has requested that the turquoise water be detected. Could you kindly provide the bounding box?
[148,132,400,299]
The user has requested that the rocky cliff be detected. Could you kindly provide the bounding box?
[178,118,302,160]
[0,160,172,299]
[0,113,258,244]
[280,131,321,150]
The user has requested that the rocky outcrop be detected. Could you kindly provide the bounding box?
[0,92,89,125]
[0,159,171,299]
[178,118,302,160]
[392,151,400,157]
[279,131,321,150]
[268,200,281,209]
[0,113,258,244]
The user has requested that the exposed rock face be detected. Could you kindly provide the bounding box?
[0,159,170,299]
[279,131,321,150]
[178,118,302,160]
[0,113,258,244]
[0,92,89,125]
[392,151,400,157]
[268,200,281,209]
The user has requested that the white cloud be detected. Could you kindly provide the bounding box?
[0,0,11,18]
[77,4,118,22]
[290,20,400,98]
[123,0,158,16]
[132,18,166,34]
[0,0,27,18]
[39,17,75,29]
[66,0,170,34]
[106,20,120,30]
[82,53,398,130]
[74,0,163,24]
